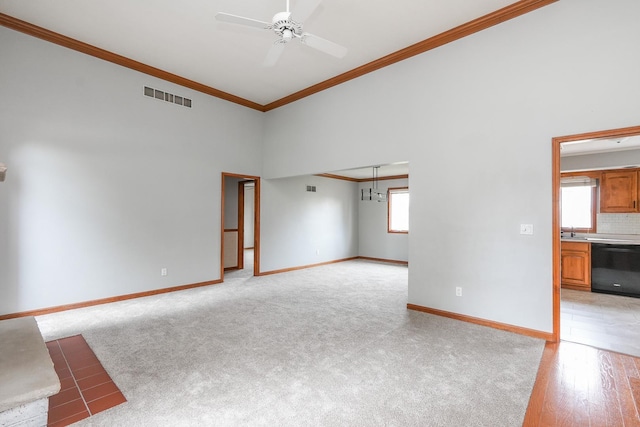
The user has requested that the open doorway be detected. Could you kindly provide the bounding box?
[552,125,640,353]
[221,172,260,279]
[320,162,409,265]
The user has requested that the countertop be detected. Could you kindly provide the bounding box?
[561,233,640,245]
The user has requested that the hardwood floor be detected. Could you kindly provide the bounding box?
[524,340,640,426]
[524,289,640,425]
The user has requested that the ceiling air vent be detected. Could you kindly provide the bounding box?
[143,86,192,108]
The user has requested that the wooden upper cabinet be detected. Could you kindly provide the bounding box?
[600,170,639,213]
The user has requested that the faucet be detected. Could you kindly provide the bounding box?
[571,227,575,238]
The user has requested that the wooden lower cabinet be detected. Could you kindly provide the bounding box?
[561,241,591,291]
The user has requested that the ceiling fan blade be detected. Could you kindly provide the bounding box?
[263,42,286,67]
[292,0,322,22]
[215,12,270,30]
[301,33,347,58]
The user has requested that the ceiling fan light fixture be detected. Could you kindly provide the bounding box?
[273,11,291,24]
[216,0,347,66]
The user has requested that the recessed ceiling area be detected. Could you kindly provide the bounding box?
[560,135,640,157]
[324,162,409,180]
[0,0,544,108]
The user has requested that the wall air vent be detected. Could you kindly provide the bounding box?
[143,86,192,108]
[306,185,317,192]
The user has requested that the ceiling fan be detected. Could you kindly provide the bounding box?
[215,0,347,67]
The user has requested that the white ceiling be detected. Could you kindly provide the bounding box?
[560,135,640,157]
[0,0,517,106]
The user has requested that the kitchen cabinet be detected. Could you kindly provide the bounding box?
[600,170,638,213]
[561,241,591,291]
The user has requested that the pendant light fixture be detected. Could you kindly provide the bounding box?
[361,166,387,202]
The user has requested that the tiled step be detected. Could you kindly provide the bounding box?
[46,335,126,427]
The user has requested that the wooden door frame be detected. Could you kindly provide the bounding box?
[552,125,640,342]
[221,172,261,279]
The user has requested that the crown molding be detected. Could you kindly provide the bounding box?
[263,0,557,111]
[0,0,556,113]
[0,12,265,111]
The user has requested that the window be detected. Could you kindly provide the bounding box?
[560,175,597,232]
[388,187,409,233]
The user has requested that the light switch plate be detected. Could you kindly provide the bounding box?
[520,224,534,235]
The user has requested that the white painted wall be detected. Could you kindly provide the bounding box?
[262,0,640,333]
[0,27,263,315]
[358,178,409,262]
[2,0,639,334]
[260,175,358,272]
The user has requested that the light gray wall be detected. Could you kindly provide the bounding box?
[224,177,240,229]
[244,185,255,248]
[561,149,640,172]
[262,0,640,333]
[0,27,263,315]
[358,178,409,262]
[260,175,358,272]
[3,0,639,333]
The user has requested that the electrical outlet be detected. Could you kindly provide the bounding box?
[456,287,462,297]
[161,268,167,276]
[316,249,320,255]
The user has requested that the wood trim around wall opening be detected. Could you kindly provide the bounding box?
[552,124,640,344]
[0,0,557,112]
[316,173,409,183]
[221,172,261,278]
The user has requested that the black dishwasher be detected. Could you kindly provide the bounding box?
[591,243,640,298]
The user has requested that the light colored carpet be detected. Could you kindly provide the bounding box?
[36,260,544,426]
